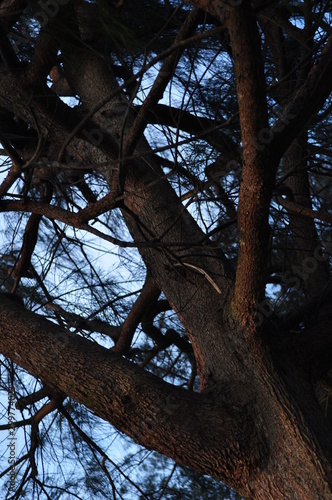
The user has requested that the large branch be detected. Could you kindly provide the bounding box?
[188,1,332,329]
[189,0,275,327]
[2,293,332,498]
[0,0,27,29]
[0,294,254,496]
[223,1,273,328]
[277,196,332,225]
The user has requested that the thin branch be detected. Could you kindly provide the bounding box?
[136,103,240,155]
[123,8,201,158]
[112,276,160,354]
[0,418,32,430]
[10,182,53,292]
[59,405,150,499]
[45,302,122,341]
[0,198,213,248]
[0,453,29,480]
[276,195,332,224]
[0,130,23,198]
[16,386,50,411]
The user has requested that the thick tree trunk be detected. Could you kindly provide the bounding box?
[1,2,332,498]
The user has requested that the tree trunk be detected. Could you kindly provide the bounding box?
[0,1,332,498]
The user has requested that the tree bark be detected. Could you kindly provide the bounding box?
[1,291,332,498]
[0,2,332,498]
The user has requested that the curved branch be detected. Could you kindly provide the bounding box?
[11,182,53,290]
[0,198,230,250]
[112,276,160,354]
[137,103,240,155]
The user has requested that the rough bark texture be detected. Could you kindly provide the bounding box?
[0,1,332,498]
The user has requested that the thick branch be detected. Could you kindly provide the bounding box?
[59,23,236,387]
[223,1,273,328]
[0,294,253,495]
[0,0,27,31]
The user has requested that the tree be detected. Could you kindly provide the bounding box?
[0,0,332,497]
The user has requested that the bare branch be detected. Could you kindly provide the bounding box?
[276,195,332,225]
[112,276,160,354]
[271,35,332,159]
